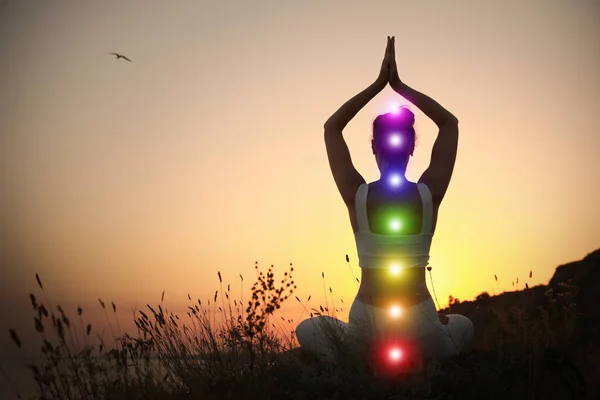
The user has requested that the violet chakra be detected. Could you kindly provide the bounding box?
[388,133,402,147]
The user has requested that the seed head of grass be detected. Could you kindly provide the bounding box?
[29,293,38,310]
[34,317,44,333]
[56,318,65,341]
[38,304,48,319]
[35,273,43,290]
[9,329,21,348]
[243,263,295,341]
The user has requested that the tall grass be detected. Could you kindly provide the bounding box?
[4,260,590,400]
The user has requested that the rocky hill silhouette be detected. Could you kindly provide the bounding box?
[439,248,600,399]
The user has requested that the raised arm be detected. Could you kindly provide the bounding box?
[388,37,459,204]
[324,37,392,205]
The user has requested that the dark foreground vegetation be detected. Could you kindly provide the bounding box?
[4,250,599,400]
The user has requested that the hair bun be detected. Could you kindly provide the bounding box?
[396,106,415,127]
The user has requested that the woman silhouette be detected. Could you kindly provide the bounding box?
[295,37,473,370]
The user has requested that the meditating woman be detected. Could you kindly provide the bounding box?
[295,37,473,370]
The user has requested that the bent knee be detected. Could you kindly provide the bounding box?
[447,314,474,347]
[296,316,347,343]
[295,317,332,343]
[295,318,315,344]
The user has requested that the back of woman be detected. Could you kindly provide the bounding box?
[295,37,473,372]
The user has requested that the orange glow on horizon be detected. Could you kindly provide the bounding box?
[1,1,598,361]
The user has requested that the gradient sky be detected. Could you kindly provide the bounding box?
[1,0,599,368]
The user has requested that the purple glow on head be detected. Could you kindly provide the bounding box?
[386,104,411,116]
[388,133,402,147]
[374,107,415,158]
[389,105,401,115]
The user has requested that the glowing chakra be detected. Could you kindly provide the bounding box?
[389,105,400,115]
[389,347,402,362]
[388,173,402,188]
[389,305,402,318]
[389,219,402,232]
[389,133,402,147]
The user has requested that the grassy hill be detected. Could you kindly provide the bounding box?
[5,249,599,400]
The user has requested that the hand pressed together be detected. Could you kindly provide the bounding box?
[388,36,403,88]
[376,36,403,89]
[375,37,394,87]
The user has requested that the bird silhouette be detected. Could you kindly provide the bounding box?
[109,53,132,62]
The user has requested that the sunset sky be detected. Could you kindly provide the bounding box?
[1,0,599,369]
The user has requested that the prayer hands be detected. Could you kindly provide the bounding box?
[388,36,402,87]
[376,37,394,88]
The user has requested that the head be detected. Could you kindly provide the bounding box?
[371,106,416,176]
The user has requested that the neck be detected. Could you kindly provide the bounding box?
[379,160,406,177]
[378,167,408,190]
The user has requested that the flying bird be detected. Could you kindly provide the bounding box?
[109,52,132,62]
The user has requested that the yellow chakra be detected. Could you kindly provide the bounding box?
[389,305,402,318]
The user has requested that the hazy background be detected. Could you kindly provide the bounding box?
[1,0,599,397]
